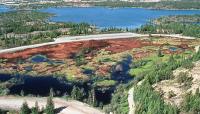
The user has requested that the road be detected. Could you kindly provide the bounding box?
[54,32,146,42]
[0,96,104,114]
[0,33,196,54]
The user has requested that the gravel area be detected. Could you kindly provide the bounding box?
[0,96,104,114]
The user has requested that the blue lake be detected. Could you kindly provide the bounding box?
[40,7,200,28]
[1,5,200,28]
[0,5,11,12]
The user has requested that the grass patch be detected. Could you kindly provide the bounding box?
[98,57,113,63]
[129,55,170,77]
[129,50,195,77]
[95,80,116,87]
[81,65,95,71]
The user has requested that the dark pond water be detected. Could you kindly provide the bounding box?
[169,47,178,52]
[0,74,13,82]
[30,54,49,63]
[0,54,134,104]
[9,76,71,96]
[111,55,133,83]
[0,74,112,104]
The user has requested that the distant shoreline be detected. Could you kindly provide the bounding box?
[1,1,200,10]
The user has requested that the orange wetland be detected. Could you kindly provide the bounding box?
[0,37,199,80]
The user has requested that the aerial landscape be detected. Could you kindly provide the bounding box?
[0,0,200,114]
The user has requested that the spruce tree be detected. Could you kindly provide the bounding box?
[71,86,77,99]
[157,49,163,57]
[31,102,39,114]
[71,86,83,100]
[45,96,55,114]
[195,88,200,96]
[20,101,31,114]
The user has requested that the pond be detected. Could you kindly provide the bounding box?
[169,47,178,52]
[29,54,49,63]
[0,74,113,104]
[9,76,71,96]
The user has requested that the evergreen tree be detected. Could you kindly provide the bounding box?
[168,55,175,63]
[45,96,55,114]
[195,88,200,96]
[157,48,163,57]
[0,109,7,114]
[31,102,39,114]
[71,86,84,100]
[20,101,31,114]
[87,91,93,105]
[86,88,97,107]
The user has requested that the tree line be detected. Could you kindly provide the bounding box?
[0,11,94,48]
[19,96,54,114]
[91,1,200,9]
[136,15,200,38]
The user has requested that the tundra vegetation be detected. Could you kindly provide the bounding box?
[0,36,199,114]
[1,9,200,114]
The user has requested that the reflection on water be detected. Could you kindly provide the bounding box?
[0,74,113,104]
[9,76,71,96]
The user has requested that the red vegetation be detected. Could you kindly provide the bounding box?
[134,51,153,59]
[105,39,151,53]
[178,44,189,49]
[0,38,150,60]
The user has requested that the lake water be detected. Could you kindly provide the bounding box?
[0,5,11,12]
[40,7,200,28]
[0,5,200,28]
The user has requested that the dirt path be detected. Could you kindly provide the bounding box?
[128,80,143,114]
[0,96,104,114]
[128,87,135,114]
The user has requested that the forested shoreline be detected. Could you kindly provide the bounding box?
[136,15,200,38]
[0,11,95,49]
[91,1,200,9]
[10,1,200,10]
